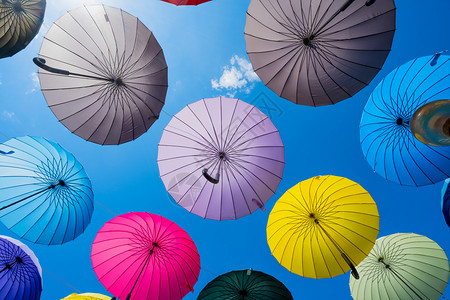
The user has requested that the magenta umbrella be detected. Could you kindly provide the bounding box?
[158,96,285,220]
[91,212,200,300]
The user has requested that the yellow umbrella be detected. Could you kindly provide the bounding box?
[267,175,379,279]
[61,293,114,300]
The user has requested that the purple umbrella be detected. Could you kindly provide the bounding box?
[158,96,285,220]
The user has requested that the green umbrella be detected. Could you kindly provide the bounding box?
[0,0,46,58]
[197,269,293,300]
[349,233,449,300]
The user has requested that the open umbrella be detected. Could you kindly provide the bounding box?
[91,212,200,300]
[244,0,396,106]
[161,0,211,5]
[360,54,450,186]
[267,175,379,279]
[0,136,94,245]
[442,178,450,228]
[0,0,46,59]
[349,233,450,300]
[33,5,168,145]
[61,293,115,300]
[158,96,285,220]
[410,99,450,147]
[0,235,42,300]
[197,269,293,300]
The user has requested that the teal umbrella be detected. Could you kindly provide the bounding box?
[349,233,449,300]
[197,269,293,300]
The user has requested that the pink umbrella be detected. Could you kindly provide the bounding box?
[158,96,285,220]
[91,212,200,300]
[161,0,211,5]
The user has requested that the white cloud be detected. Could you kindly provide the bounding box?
[211,55,260,96]
[25,72,40,95]
[2,111,15,120]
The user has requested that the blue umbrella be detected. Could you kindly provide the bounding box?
[360,54,450,186]
[442,178,450,227]
[0,235,42,300]
[0,136,94,245]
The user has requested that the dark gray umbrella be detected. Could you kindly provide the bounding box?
[245,0,396,106]
[34,5,168,145]
[0,0,46,58]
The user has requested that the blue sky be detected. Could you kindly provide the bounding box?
[0,0,450,299]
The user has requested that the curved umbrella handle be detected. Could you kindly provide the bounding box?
[341,253,360,279]
[33,57,70,76]
[0,150,13,155]
[202,168,219,184]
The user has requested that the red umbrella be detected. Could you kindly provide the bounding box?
[161,0,211,5]
[91,212,200,300]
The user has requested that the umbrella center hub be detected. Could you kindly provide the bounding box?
[113,77,125,87]
[12,1,23,12]
[218,151,227,160]
[15,257,22,263]
[238,290,248,296]
[302,35,315,47]
[396,118,403,125]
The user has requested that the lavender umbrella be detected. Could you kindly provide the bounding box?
[158,96,285,220]
[245,0,396,106]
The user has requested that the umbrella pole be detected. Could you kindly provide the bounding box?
[0,181,65,211]
[315,220,360,279]
[378,258,424,300]
[33,57,114,83]
[126,244,158,300]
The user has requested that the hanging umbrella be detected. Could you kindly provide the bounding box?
[33,5,168,145]
[197,269,293,300]
[0,0,46,59]
[410,99,450,147]
[0,136,94,245]
[157,96,285,220]
[442,178,450,228]
[0,235,42,300]
[244,0,396,106]
[267,175,379,279]
[360,54,450,186]
[161,0,211,5]
[61,293,115,300]
[91,212,200,300]
[349,233,450,300]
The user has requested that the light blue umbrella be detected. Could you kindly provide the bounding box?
[0,136,94,245]
[360,54,450,186]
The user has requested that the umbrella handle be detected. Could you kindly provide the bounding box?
[0,150,13,155]
[341,253,360,279]
[33,57,70,76]
[202,168,219,184]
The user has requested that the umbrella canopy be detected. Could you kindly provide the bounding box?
[0,235,42,300]
[0,0,46,59]
[410,99,450,147]
[267,175,379,279]
[349,233,450,300]
[34,5,168,145]
[360,54,450,186]
[197,269,293,300]
[0,136,94,245]
[244,0,396,106]
[158,96,285,220]
[61,293,114,300]
[442,178,450,228]
[91,212,200,300]
[161,0,211,5]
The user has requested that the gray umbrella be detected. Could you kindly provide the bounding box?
[245,0,396,106]
[34,5,168,145]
